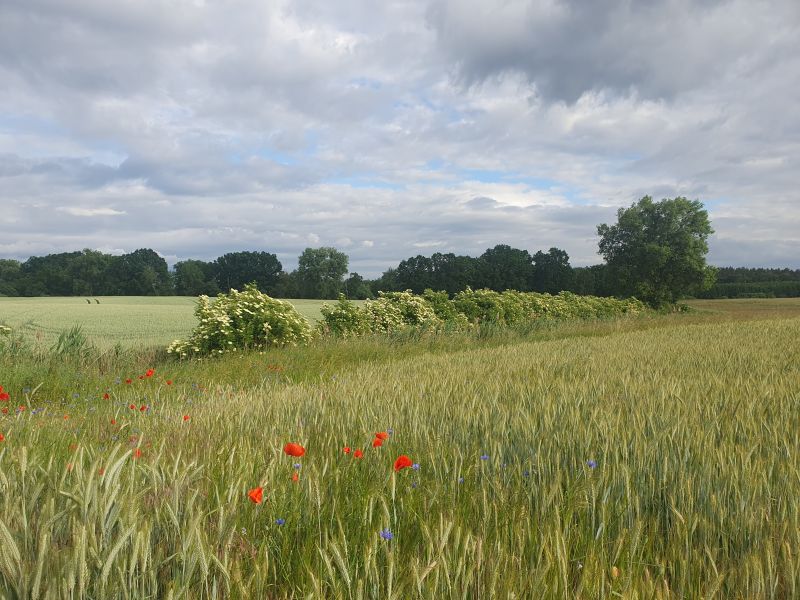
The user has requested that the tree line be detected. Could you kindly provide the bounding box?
[1,196,793,304]
[0,245,585,299]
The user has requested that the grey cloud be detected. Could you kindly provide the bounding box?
[427,0,800,103]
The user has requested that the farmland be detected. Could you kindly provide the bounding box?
[0,297,343,350]
[0,299,799,598]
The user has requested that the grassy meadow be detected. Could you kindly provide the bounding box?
[0,299,799,597]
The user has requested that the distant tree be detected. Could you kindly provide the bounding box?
[108,249,173,296]
[532,247,574,294]
[174,260,219,296]
[430,253,478,295]
[597,196,715,306]
[395,255,434,293]
[0,259,22,296]
[296,247,349,299]
[214,251,282,293]
[19,252,83,296]
[68,249,113,295]
[371,267,400,294]
[476,244,535,291]
[343,272,373,299]
[271,271,300,298]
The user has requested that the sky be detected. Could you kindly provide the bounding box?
[1,0,798,276]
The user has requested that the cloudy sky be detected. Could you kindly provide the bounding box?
[1,0,798,275]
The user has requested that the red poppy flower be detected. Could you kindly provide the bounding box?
[248,487,263,504]
[145,369,155,378]
[103,393,110,400]
[129,404,136,410]
[343,446,351,454]
[283,443,305,457]
[138,375,144,380]
[98,468,105,475]
[166,380,173,386]
[0,392,9,402]
[140,405,147,412]
[133,448,142,459]
[183,415,190,422]
[354,449,363,458]
[63,414,69,420]
[125,379,132,385]
[18,405,25,412]
[372,437,383,448]
[0,433,4,442]
[375,432,390,441]
[1,408,7,414]
[394,455,413,472]
[110,418,117,425]
[291,472,299,482]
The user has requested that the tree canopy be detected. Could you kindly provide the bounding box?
[296,247,349,299]
[597,196,715,306]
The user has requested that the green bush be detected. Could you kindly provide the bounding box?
[453,288,507,324]
[167,284,313,358]
[318,295,368,337]
[421,290,471,329]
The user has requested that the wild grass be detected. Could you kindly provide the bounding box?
[0,300,798,597]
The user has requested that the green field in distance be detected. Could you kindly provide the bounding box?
[0,297,348,349]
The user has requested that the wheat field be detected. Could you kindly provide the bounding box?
[0,301,799,597]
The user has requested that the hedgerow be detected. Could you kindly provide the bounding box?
[170,286,646,356]
[319,288,646,338]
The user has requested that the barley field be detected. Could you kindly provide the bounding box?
[0,300,799,598]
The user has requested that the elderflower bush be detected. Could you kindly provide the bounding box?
[318,296,369,337]
[366,291,443,332]
[319,291,445,336]
[167,284,313,358]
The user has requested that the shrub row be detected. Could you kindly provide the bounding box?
[167,286,646,357]
[320,288,646,337]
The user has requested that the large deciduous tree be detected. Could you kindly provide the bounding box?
[597,196,715,307]
[296,247,349,299]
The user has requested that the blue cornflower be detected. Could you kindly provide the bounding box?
[293,463,301,470]
[379,528,393,541]
[480,454,489,461]
[458,477,464,484]
[587,460,597,469]
[523,470,530,478]
[387,428,394,435]
[412,463,420,471]
[275,518,286,526]
[411,482,418,489]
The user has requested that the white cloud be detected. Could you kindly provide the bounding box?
[57,206,127,217]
